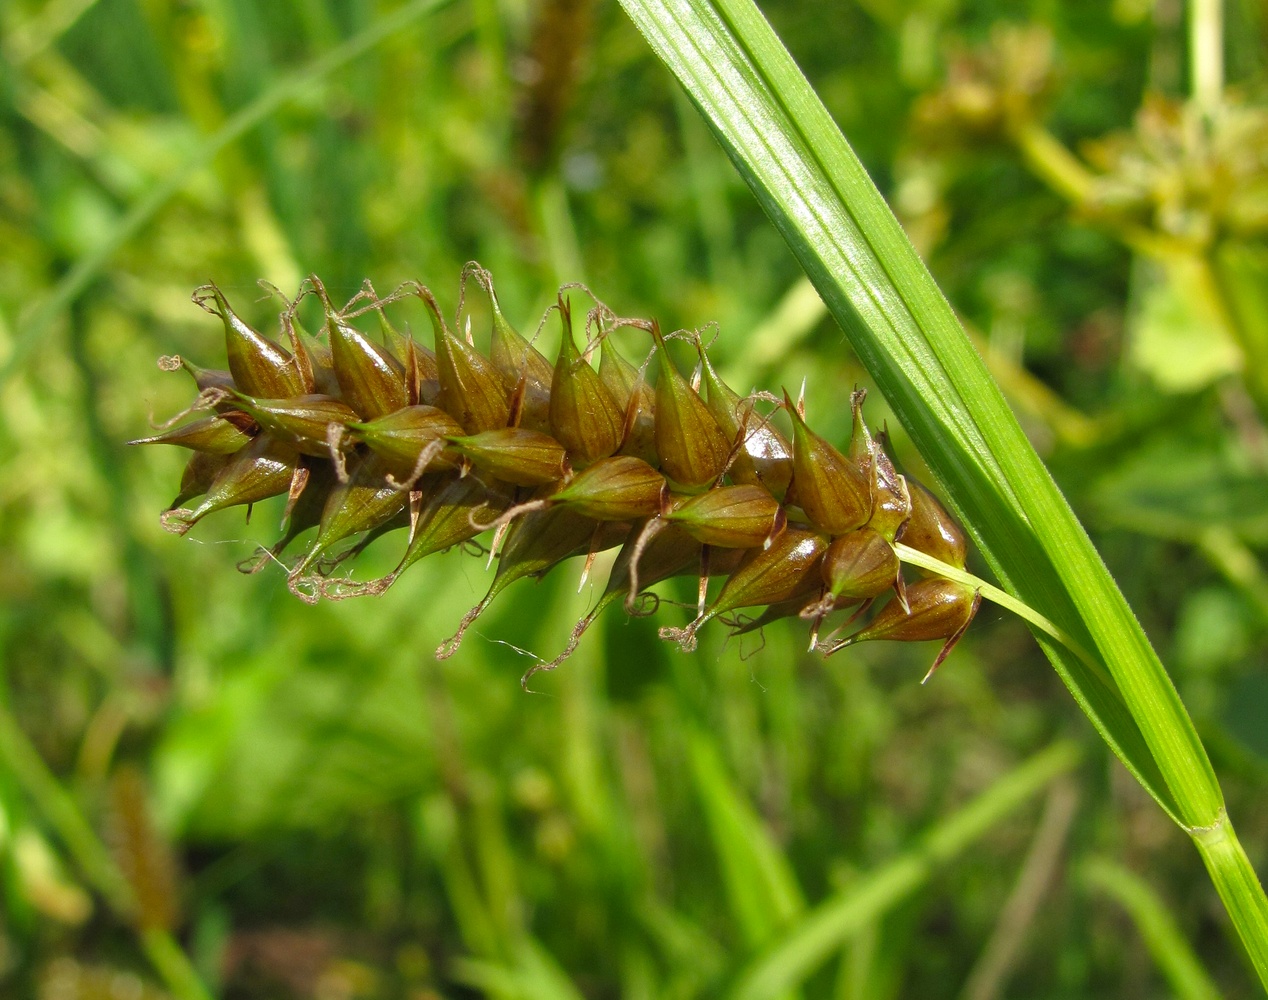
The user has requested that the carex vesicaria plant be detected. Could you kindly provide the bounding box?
[140,269,981,681]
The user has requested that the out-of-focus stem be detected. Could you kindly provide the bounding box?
[0,703,213,1000]
[1082,855,1225,1000]
[961,781,1080,1000]
[1189,0,1223,115]
[1011,122,1094,205]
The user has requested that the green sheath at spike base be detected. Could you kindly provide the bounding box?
[143,269,978,678]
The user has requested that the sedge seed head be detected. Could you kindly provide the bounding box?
[149,271,974,675]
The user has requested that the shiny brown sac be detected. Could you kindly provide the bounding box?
[486,288,554,433]
[289,453,412,585]
[549,298,625,466]
[422,286,511,434]
[697,346,793,499]
[604,520,705,607]
[370,294,441,404]
[551,456,667,522]
[821,527,903,603]
[238,463,337,574]
[349,405,464,479]
[224,392,360,457]
[534,520,706,676]
[598,335,658,466]
[161,435,299,536]
[170,451,230,510]
[446,428,569,487]
[823,577,980,680]
[663,484,785,549]
[784,390,874,535]
[193,284,307,398]
[659,528,828,651]
[393,471,516,579]
[652,324,730,490]
[901,478,968,570]
[313,284,411,420]
[867,444,912,544]
[289,318,342,398]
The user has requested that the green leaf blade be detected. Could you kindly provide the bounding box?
[618,0,1268,985]
[617,0,1217,827]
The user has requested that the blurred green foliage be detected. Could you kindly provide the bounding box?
[1,0,1266,997]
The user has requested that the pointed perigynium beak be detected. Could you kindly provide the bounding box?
[867,444,912,544]
[159,355,237,394]
[129,413,254,454]
[537,520,706,672]
[549,297,625,466]
[239,463,338,574]
[394,472,516,579]
[220,391,360,457]
[290,452,411,582]
[421,285,511,433]
[193,283,307,398]
[659,528,828,651]
[369,293,439,404]
[161,435,299,535]
[437,505,617,659]
[170,451,230,510]
[651,324,731,490]
[487,287,554,433]
[287,313,343,399]
[663,484,785,549]
[824,577,981,681]
[784,389,874,535]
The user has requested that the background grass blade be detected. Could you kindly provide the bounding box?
[617,0,1259,950]
[614,0,1268,983]
[688,732,805,949]
[730,742,1080,1000]
[1081,856,1224,1000]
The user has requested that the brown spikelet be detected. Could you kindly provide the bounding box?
[145,270,975,677]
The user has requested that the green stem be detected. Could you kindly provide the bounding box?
[1192,816,1268,986]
